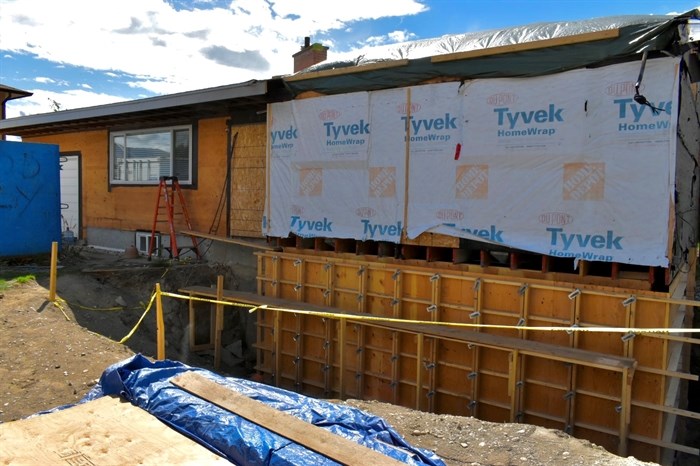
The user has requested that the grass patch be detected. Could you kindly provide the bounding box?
[0,274,36,291]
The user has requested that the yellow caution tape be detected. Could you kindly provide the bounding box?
[51,296,71,321]
[156,290,700,336]
[118,289,157,344]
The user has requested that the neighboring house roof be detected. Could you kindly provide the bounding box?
[1,10,697,138]
[0,79,290,138]
[0,84,33,101]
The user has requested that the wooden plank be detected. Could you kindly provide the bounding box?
[285,59,409,82]
[181,229,277,250]
[0,396,226,465]
[171,372,405,466]
[432,28,620,63]
[178,286,637,371]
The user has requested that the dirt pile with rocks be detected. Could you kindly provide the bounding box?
[0,247,662,465]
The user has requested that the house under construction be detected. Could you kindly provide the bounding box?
[1,10,699,464]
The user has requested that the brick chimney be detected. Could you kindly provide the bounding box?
[293,36,328,73]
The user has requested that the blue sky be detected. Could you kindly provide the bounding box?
[1,0,698,117]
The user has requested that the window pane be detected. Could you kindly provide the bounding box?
[173,129,190,182]
[125,132,171,182]
[110,125,192,185]
[111,135,126,181]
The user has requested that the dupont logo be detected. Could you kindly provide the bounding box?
[299,168,323,196]
[563,163,605,201]
[486,93,518,106]
[455,164,488,199]
[369,167,396,198]
[538,212,574,226]
[606,81,640,97]
[319,109,341,121]
[355,207,377,218]
[396,103,422,115]
[436,209,464,221]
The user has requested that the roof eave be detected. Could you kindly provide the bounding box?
[0,79,268,131]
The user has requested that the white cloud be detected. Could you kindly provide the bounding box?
[0,0,428,107]
[35,77,56,84]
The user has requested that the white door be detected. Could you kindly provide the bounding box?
[59,153,81,239]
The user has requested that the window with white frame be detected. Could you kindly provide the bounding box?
[110,125,192,184]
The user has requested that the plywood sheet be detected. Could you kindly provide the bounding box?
[0,396,226,465]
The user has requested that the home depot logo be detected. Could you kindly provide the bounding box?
[369,167,396,198]
[299,168,323,196]
[563,163,605,201]
[455,164,488,199]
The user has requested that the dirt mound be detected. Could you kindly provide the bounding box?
[0,247,659,465]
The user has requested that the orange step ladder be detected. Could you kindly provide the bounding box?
[149,176,201,260]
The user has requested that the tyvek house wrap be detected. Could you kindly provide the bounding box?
[266,56,679,267]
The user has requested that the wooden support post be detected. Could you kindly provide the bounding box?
[541,255,550,273]
[391,269,402,404]
[356,324,365,399]
[357,265,367,314]
[49,241,58,302]
[416,333,424,411]
[519,283,529,340]
[324,262,335,307]
[295,258,305,301]
[156,283,165,360]
[471,279,483,417]
[214,275,224,370]
[391,331,400,405]
[508,350,520,422]
[623,299,636,359]
[578,260,589,277]
[273,309,281,387]
[338,317,346,399]
[611,262,620,280]
[566,290,582,433]
[618,366,634,457]
[479,250,490,268]
[324,318,332,396]
[509,252,519,270]
[294,313,303,391]
[256,255,263,295]
[272,255,281,298]
[428,274,440,412]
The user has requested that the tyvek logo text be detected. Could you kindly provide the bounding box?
[361,220,402,239]
[324,120,369,146]
[270,126,298,150]
[547,227,622,262]
[494,104,563,137]
[401,113,457,142]
[613,98,672,132]
[290,216,333,236]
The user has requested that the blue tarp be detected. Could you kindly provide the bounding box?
[82,355,445,466]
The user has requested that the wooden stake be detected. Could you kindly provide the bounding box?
[156,283,165,360]
[48,241,58,302]
[214,275,224,370]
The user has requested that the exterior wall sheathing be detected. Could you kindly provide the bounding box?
[253,250,695,462]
